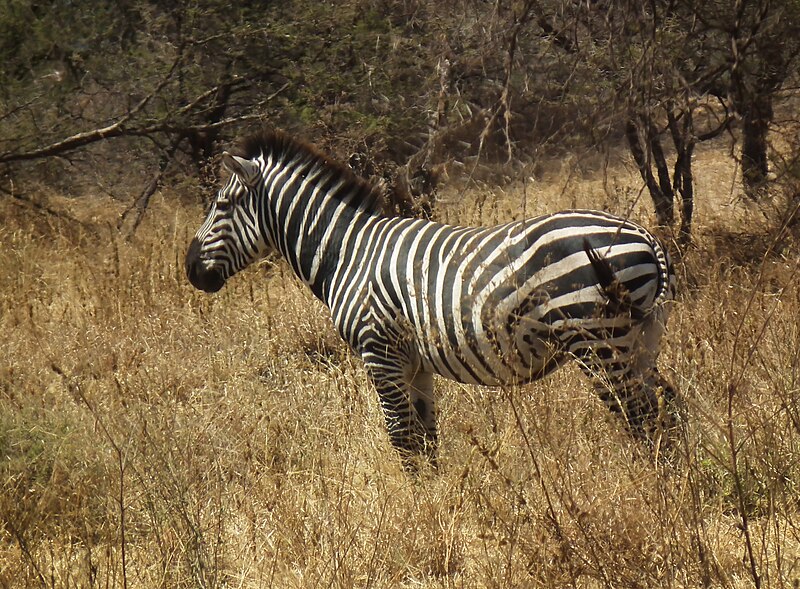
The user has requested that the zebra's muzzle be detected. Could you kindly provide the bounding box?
[185,238,226,293]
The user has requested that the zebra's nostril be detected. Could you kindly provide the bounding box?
[185,238,225,293]
[187,261,225,293]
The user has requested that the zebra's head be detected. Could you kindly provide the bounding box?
[185,152,268,293]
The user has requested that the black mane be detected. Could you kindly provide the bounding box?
[229,128,387,215]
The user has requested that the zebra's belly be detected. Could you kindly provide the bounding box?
[415,325,565,387]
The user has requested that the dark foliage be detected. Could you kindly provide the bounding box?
[0,0,798,234]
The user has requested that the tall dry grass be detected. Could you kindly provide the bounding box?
[2,146,800,588]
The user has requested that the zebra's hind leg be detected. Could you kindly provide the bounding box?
[365,361,438,470]
[600,368,679,448]
[577,342,680,454]
[409,371,438,468]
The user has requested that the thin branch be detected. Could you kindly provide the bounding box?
[0,69,285,165]
[118,136,183,236]
[0,120,134,163]
[0,179,89,226]
[0,97,277,165]
[51,362,130,589]
[172,77,250,119]
[0,47,189,162]
[0,94,44,124]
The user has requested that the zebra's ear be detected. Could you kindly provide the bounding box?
[221,152,260,187]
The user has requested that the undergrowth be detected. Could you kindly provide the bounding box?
[2,151,800,588]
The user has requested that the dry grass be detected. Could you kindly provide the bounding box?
[2,146,800,588]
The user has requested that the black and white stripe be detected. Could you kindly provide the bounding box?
[186,129,679,465]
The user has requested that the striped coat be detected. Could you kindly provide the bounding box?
[186,130,678,466]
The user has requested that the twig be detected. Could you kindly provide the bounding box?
[726,383,761,589]
[0,73,286,165]
[0,179,89,226]
[51,363,130,589]
[2,516,48,587]
[118,135,183,236]
[501,385,565,541]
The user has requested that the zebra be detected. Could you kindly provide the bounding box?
[185,129,679,467]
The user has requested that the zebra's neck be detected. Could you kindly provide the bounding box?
[258,150,384,302]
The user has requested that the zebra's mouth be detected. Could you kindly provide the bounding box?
[185,238,226,293]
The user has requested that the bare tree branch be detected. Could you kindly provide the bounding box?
[0,179,89,226]
[118,136,183,236]
[0,82,287,165]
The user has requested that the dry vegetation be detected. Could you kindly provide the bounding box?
[3,143,800,588]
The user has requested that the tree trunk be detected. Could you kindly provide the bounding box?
[668,109,695,243]
[740,93,772,198]
[677,142,695,242]
[648,121,675,221]
[625,118,674,226]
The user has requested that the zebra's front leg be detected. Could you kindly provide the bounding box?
[365,362,438,470]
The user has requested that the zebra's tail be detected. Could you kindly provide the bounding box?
[647,234,676,314]
[583,238,647,320]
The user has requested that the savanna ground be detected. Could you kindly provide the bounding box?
[2,141,800,588]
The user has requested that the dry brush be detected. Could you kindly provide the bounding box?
[2,148,800,587]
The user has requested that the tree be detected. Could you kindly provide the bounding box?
[510,0,800,238]
[689,0,800,198]
[2,0,798,238]
[0,1,287,229]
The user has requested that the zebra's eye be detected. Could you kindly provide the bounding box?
[218,179,249,207]
[214,188,239,210]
